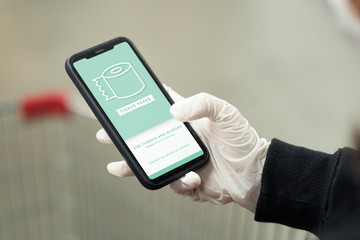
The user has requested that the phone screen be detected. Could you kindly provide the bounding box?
[73,42,204,179]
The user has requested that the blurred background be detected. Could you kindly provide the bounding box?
[1,0,360,239]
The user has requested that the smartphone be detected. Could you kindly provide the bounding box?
[65,37,209,189]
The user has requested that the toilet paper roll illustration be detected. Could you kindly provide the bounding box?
[92,62,145,101]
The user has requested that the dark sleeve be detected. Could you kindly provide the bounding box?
[254,139,360,237]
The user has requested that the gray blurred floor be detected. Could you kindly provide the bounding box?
[0,0,360,238]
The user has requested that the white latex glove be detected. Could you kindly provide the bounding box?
[97,86,270,212]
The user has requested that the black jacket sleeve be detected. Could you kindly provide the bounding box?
[254,139,360,238]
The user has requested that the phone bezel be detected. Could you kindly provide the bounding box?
[65,37,209,189]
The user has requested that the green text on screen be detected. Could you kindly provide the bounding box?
[74,42,203,179]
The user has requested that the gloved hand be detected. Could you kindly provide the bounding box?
[96,86,270,212]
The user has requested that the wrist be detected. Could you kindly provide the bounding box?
[232,138,270,212]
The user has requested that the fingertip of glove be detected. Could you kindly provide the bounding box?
[96,129,113,144]
[107,161,134,177]
[107,162,121,176]
[169,103,184,121]
[170,171,201,192]
[181,171,201,188]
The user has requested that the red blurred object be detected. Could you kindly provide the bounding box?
[20,90,71,120]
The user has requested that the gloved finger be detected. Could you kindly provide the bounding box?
[170,92,239,123]
[96,128,113,144]
[162,84,185,102]
[107,161,134,177]
[170,171,201,192]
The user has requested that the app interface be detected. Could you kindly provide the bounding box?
[74,42,203,179]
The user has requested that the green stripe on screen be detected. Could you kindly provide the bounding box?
[148,150,204,180]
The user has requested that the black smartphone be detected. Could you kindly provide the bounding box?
[65,37,209,189]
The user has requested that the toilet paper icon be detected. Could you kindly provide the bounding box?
[92,62,145,101]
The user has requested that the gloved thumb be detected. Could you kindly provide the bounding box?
[170,171,201,192]
[170,93,237,123]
